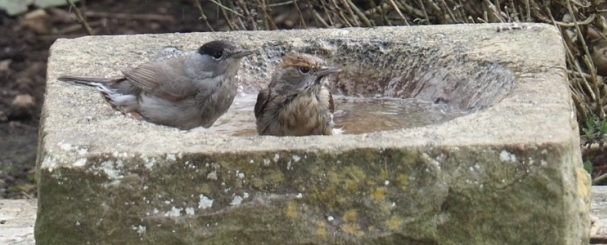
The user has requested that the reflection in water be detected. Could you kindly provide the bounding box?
[202,94,467,136]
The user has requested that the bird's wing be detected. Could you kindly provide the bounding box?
[328,92,335,114]
[254,88,271,119]
[122,57,197,101]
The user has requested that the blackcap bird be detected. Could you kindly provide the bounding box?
[58,40,253,130]
[254,53,342,136]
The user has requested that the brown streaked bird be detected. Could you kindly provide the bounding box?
[588,27,607,76]
[254,53,342,136]
[58,40,253,130]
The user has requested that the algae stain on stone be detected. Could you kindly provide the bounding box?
[345,179,359,191]
[196,184,212,195]
[385,215,403,231]
[327,170,340,184]
[264,169,285,187]
[401,150,421,166]
[343,209,358,222]
[341,223,364,237]
[345,166,366,191]
[341,209,364,236]
[347,166,367,181]
[286,200,298,219]
[371,187,387,202]
[395,174,409,190]
[316,220,327,239]
[378,201,394,213]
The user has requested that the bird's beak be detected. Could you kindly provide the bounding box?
[231,50,254,59]
[317,66,342,77]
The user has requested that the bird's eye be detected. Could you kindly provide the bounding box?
[298,67,310,74]
[212,51,223,60]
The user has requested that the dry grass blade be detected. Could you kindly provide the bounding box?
[388,0,409,25]
[343,0,373,26]
[438,0,457,23]
[416,0,430,24]
[339,0,361,26]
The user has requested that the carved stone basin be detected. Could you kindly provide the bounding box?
[36,24,590,245]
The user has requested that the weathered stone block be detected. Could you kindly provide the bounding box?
[36,24,590,245]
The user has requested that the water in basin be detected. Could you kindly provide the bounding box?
[203,93,467,136]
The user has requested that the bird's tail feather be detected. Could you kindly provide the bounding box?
[57,75,127,110]
[57,75,120,87]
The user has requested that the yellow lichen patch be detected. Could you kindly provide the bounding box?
[366,180,378,188]
[250,178,265,189]
[316,220,327,239]
[395,174,409,190]
[379,166,390,180]
[327,170,340,184]
[348,166,367,180]
[402,151,420,165]
[385,215,403,231]
[378,201,393,213]
[285,200,298,219]
[343,209,358,222]
[341,223,364,237]
[196,184,212,195]
[309,185,339,207]
[265,169,285,187]
[576,167,591,205]
[371,187,387,202]
[345,179,359,191]
[368,225,376,232]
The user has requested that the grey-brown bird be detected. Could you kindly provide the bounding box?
[254,53,342,136]
[58,40,253,130]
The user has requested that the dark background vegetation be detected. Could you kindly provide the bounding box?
[1,0,606,199]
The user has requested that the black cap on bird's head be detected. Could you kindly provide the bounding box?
[197,40,253,60]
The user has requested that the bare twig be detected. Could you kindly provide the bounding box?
[293,0,308,28]
[593,171,607,184]
[235,0,257,30]
[256,0,278,30]
[507,0,520,22]
[305,0,330,27]
[363,2,390,16]
[193,0,215,31]
[217,0,238,30]
[328,0,353,27]
[83,12,175,22]
[209,0,244,18]
[66,0,94,35]
[564,0,606,119]
[318,0,336,26]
